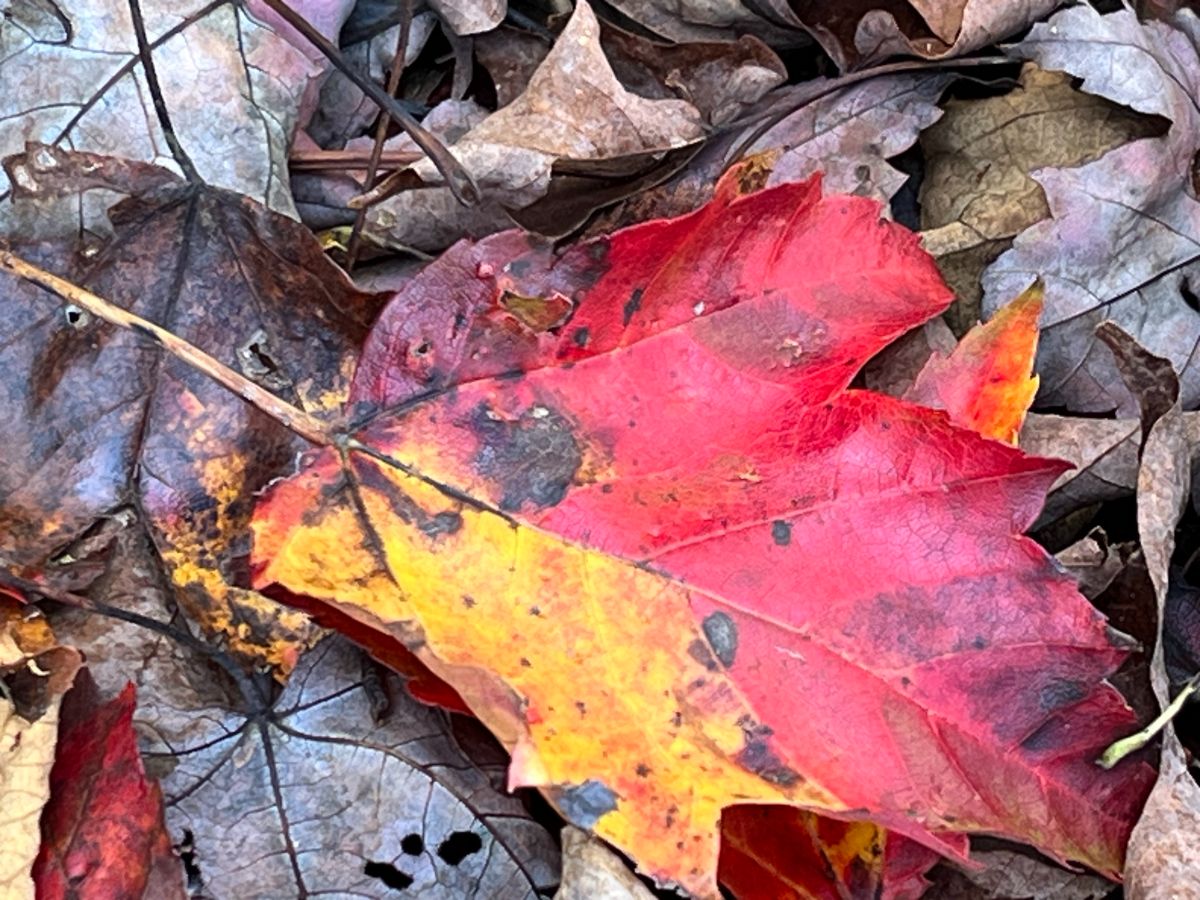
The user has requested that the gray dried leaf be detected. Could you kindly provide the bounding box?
[982,6,1200,415]
[0,0,353,239]
[156,638,560,899]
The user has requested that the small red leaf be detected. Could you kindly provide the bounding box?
[33,674,185,900]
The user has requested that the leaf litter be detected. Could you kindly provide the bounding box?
[3,0,1200,897]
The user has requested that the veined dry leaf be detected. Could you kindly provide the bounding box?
[556,827,656,900]
[0,598,81,900]
[252,171,1152,896]
[587,72,951,236]
[920,63,1160,332]
[0,0,353,238]
[983,6,1200,415]
[154,637,559,898]
[0,147,382,669]
[412,2,704,207]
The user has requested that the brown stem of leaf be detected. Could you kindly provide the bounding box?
[0,249,334,448]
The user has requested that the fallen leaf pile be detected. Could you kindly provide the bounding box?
[3,1,1200,898]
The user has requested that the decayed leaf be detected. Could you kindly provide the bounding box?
[919,63,1159,332]
[33,673,185,899]
[557,826,655,900]
[0,0,351,237]
[1019,412,1200,527]
[153,637,559,898]
[0,598,81,900]
[982,6,1200,414]
[412,2,704,206]
[252,172,1152,896]
[926,844,1114,900]
[0,147,381,669]
[1106,328,1200,896]
[906,282,1042,444]
[586,71,951,237]
[794,0,1066,68]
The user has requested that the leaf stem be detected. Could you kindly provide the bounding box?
[0,249,334,447]
[1097,671,1200,769]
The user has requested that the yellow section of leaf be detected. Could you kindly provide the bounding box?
[252,452,846,897]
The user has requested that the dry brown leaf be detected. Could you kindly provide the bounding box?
[983,6,1200,414]
[0,598,82,900]
[555,827,655,900]
[920,63,1159,332]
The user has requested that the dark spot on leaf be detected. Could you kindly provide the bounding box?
[1039,678,1088,711]
[470,403,583,511]
[529,605,542,616]
[364,860,414,890]
[400,834,424,856]
[702,612,738,668]
[635,763,651,778]
[437,831,483,865]
[601,484,613,494]
[771,520,792,546]
[688,638,720,672]
[736,720,801,787]
[572,326,589,347]
[462,595,476,608]
[520,657,532,667]
[419,511,462,538]
[622,287,644,326]
[555,779,619,828]
[972,635,987,650]
[1019,720,1060,752]
[575,701,587,715]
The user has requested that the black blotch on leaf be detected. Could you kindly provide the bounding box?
[1039,678,1088,711]
[364,861,414,890]
[771,520,792,547]
[437,831,483,866]
[400,833,424,856]
[470,403,583,511]
[572,326,590,347]
[622,287,644,326]
[702,611,738,668]
[556,779,619,829]
[419,511,462,538]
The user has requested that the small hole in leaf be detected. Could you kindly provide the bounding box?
[400,833,424,856]
[364,861,414,890]
[414,341,431,356]
[436,831,483,865]
[63,304,88,328]
[1182,277,1200,314]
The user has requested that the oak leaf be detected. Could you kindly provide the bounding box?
[251,171,1153,896]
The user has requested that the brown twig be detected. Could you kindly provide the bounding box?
[0,249,335,447]
[288,149,422,172]
[257,0,479,206]
[347,0,416,271]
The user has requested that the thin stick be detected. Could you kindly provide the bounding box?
[0,249,334,447]
[289,149,422,171]
[258,0,478,206]
[347,0,415,270]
